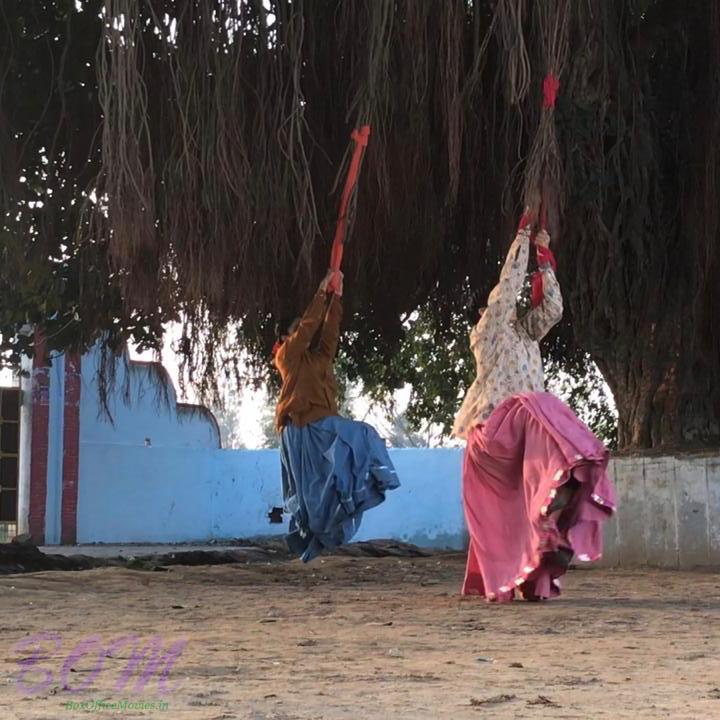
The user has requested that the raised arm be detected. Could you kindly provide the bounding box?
[482,227,531,327]
[520,231,563,340]
[283,270,336,356]
[318,275,343,359]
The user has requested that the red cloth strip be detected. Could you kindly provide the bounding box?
[543,73,560,109]
[531,271,544,309]
[536,244,557,271]
[328,126,371,291]
[530,246,557,309]
[518,209,536,231]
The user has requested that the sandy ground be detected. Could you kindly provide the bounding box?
[2,553,720,720]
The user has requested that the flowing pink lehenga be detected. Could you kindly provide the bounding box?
[462,392,616,602]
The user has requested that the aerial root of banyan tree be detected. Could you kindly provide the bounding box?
[1,0,719,449]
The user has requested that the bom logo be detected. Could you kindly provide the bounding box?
[12,633,188,696]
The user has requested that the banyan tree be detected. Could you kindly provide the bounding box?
[1,0,719,451]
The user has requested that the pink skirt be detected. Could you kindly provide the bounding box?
[462,392,616,602]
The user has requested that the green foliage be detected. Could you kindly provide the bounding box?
[352,298,618,447]
[545,356,618,450]
[259,405,280,450]
[371,304,473,434]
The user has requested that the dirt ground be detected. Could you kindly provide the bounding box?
[2,553,720,720]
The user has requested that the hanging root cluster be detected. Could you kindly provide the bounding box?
[520,0,571,233]
[1,0,719,448]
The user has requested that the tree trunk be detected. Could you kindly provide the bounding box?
[558,0,720,453]
[595,308,720,452]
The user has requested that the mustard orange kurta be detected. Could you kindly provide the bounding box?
[274,290,342,433]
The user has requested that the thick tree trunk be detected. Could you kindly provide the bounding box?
[559,1,720,454]
[596,313,720,452]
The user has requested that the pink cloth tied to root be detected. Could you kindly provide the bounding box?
[462,392,616,602]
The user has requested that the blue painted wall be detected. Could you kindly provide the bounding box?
[45,355,65,545]
[80,348,220,450]
[353,449,465,548]
[70,346,467,548]
[77,444,465,548]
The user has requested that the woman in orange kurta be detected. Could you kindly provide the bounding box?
[273,270,400,562]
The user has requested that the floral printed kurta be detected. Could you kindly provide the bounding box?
[452,228,563,439]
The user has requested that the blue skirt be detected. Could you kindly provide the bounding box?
[280,416,400,562]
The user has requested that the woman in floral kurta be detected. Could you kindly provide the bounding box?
[452,225,562,439]
[453,225,616,602]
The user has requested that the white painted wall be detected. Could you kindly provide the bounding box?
[600,455,720,568]
[17,357,33,536]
